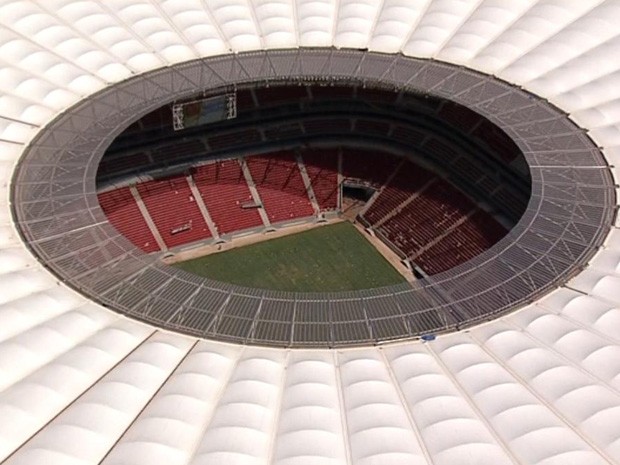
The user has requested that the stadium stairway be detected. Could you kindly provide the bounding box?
[244,153,315,225]
[186,174,220,241]
[370,178,436,228]
[239,158,271,228]
[410,208,477,259]
[294,153,321,215]
[358,157,406,218]
[129,185,167,251]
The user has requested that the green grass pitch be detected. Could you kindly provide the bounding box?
[173,221,406,292]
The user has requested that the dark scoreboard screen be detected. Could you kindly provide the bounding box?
[172,94,236,130]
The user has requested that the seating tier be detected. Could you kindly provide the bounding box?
[193,160,264,234]
[98,187,160,253]
[414,211,507,275]
[137,176,211,248]
[300,149,339,211]
[246,152,314,223]
[377,180,476,258]
[364,162,433,225]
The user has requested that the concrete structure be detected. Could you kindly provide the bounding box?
[1,2,620,465]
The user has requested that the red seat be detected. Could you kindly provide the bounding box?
[137,176,212,248]
[300,149,339,211]
[246,151,314,223]
[98,187,160,253]
[193,160,264,234]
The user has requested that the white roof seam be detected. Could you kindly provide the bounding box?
[0,326,157,464]
[492,0,607,77]
[1,26,106,90]
[1,2,620,464]
[331,0,342,44]
[364,0,387,49]
[378,347,435,465]
[0,308,117,393]
[465,2,536,69]
[504,314,620,397]
[201,0,236,52]
[30,1,139,79]
[96,337,200,464]
[0,115,41,129]
[563,283,620,319]
[182,344,247,465]
[520,31,620,93]
[396,0,434,54]
[96,2,167,65]
[289,0,301,45]
[431,0,487,60]
[424,341,524,465]
[467,330,617,464]
[149,1,203,60]
[333,349,354,465]
[243,0,267,50]
[264,349,289,465]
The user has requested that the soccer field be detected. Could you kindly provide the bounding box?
[173,222,406,292]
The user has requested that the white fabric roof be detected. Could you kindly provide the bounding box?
[0,1,619,464]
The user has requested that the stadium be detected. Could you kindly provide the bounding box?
[1,1,620,465]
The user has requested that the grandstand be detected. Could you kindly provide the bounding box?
[96,147,508,277]
[2,3,620,465]
[95,83,524,279]
[98,187,159,253]
[192,160,263,235]
[245,151,315,223]
[136,176,211,248]
[14,49,612,348]
[299,149,339,211]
